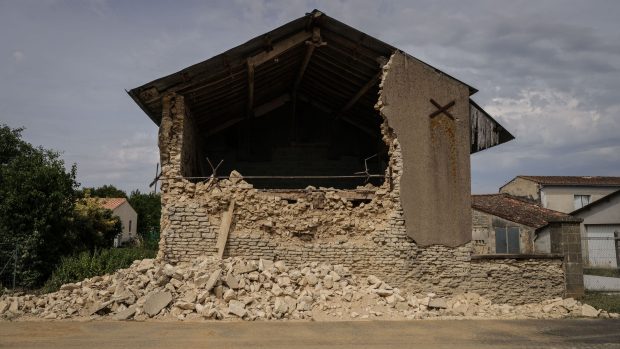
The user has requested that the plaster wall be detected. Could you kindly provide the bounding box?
[542,186,620,213]
[499,177,540,202]
[378,52,471,247]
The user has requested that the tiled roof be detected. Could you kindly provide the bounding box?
[96,198,127,210]
[518,176,620,186]
[472,194,581,229]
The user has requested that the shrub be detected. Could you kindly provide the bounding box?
[42,247,156,293]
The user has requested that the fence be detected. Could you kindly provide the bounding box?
[0,243,18,290]
[582,234,620,269]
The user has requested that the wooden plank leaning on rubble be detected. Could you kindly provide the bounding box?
[216,200,236,259]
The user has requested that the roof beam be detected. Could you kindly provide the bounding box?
[247,30,313,67]
[298,94,378,138]
[254,93,291,117]
[246,61,255,117]
[337,70,382,117]
[292,27,326,95]
[246,30,314,118]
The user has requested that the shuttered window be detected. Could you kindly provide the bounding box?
[495,227,520,254]
[574,195,591,209]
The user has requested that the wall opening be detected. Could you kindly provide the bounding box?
[196,97,387,189]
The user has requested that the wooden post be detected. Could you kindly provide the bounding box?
[216,200,235,259]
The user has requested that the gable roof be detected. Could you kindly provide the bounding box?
[96,198,127,211]
[127,9,513,153]
[517,176,620,186]
[571,189,620,215]
[472,193,581,229]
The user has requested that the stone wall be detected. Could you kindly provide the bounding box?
[157,88,566,305]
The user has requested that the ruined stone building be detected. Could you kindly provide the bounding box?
[129,10,582,303]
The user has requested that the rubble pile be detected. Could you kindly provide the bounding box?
[1,257,616,321]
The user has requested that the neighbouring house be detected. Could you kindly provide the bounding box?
[571,189,620,268]
[500,176,620,213]
[97,198,138,245]
[472,194,582,255]
[127,10,583,303]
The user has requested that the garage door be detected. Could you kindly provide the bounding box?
[585,224,620,268]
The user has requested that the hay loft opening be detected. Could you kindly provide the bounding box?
[132,11,396,189]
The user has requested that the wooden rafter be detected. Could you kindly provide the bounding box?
[338,70,382,115]
[292,27,326,95]
[246,61,255,117]
[246,30,314,118]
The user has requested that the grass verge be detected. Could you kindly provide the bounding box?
[581,292,620,313]
[41,247,156,293]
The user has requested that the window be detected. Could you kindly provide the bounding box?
[495,227,520,254]
[129,220,132,233]
[574,195,591,210]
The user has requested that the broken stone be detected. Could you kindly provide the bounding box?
[258,259,274,271]
[581,304,600,318]
[274,297,288,315]
[228,300,247,317]
[0,301,9,314]
[428,298,448,309]
[223,289,236,302]
[224,274,240,289]
[113,305,137,320]
[305,273,319,286]
[89,300,113,315]
[143,291,173,317]
[367,275,381,285]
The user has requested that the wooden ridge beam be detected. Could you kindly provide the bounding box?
[247,31,313,67]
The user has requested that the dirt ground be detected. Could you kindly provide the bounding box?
[1,319,619,349]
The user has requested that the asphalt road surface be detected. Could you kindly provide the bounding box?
[1,319,620,348]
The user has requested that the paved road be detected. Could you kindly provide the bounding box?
[1,319,619,348]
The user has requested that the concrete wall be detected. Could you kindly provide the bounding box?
[379,52,471,247]
[500,177,540,202]
[154,90,570,305]
[114,202,138,243]
[541,186,618,213]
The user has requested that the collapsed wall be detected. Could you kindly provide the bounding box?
[156,54,565,305]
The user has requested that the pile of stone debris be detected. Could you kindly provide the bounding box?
[0,257,616,321]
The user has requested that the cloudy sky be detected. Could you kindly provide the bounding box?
[2,0,619,193]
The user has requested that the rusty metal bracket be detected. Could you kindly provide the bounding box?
[205,157,224,190]
[429,99,455,120]
[355,154,379,183]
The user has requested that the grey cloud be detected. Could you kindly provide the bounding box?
[0,0,618,194]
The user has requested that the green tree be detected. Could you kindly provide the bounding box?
[0,125,78,287]
[0,125,123,288]
[81,184,127,198]
[71,197,122,251]
[128,190,161,241]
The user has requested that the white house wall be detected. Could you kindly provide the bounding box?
[541,186,619,213]
[113,202,138,242]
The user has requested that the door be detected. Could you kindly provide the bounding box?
[585,224,620,268]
